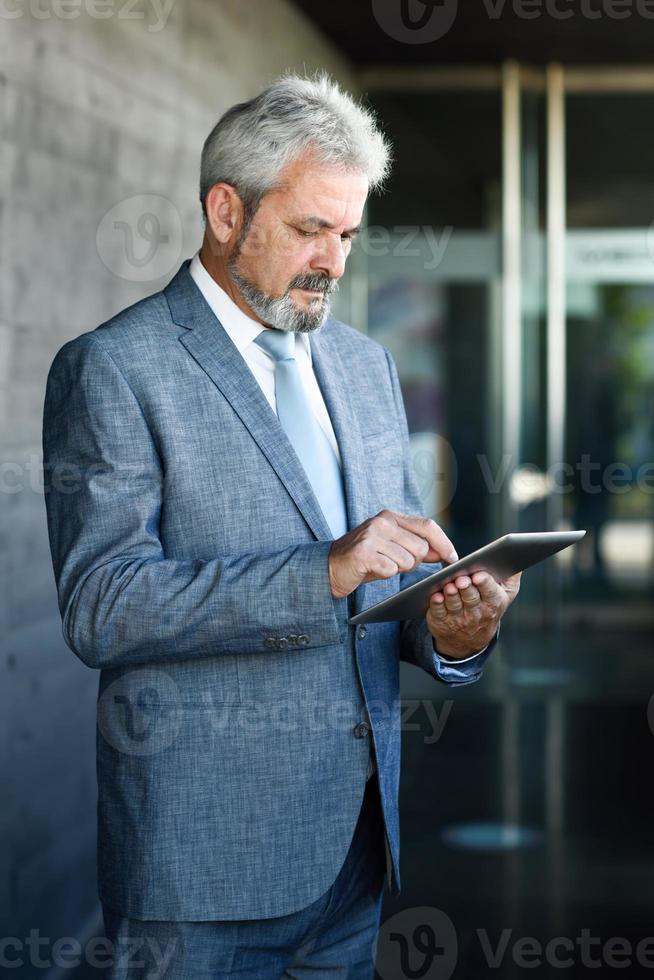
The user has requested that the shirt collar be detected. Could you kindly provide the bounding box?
[189,251,312,363]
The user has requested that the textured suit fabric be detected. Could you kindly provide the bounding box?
[102,771,386,978]
[41,258,496,921]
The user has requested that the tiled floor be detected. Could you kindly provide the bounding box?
[68,627,654,978]
[376,627,654,978]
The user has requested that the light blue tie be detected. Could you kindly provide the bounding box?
[254,328,348,539]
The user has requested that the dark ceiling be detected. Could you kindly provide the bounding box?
[293,0,654,65]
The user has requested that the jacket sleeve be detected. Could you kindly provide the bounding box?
[383,348,496,686]
[42,333,347,670]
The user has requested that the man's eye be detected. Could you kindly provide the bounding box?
[296,228,317,238]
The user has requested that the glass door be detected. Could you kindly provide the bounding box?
[561,81,654,630]
[503,67,654,639]
[354,79,504,559]
[358,65,654,959]
[346,65,654,638]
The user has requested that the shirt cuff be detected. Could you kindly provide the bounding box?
[430,626,500,684]
[433,639,490,663]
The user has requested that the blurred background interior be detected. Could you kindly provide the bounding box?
[3,1,654,977]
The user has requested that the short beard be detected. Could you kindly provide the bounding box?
[227,223,339,334]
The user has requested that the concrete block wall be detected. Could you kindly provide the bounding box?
[0,2,355,970]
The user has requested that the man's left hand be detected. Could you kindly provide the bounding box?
[426,571,522,659]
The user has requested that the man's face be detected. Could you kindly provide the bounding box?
[227,155,368,333]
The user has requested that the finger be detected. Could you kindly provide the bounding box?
[376,540,420,573]
[444,591,464,614]
[471,571,502,602]
[429,592,448,618]
[385,524,435,566]
[391,512,458,564]
[458,582,482,607]
[502,572,522,597]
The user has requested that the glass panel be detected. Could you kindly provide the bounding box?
[567,94,654,229]
[564,282,654,604]
[562,94,654,621]
[363,90,502,556]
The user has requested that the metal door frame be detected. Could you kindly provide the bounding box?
[361,61,654,544]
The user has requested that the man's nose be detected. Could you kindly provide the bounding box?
[311,235,347,280]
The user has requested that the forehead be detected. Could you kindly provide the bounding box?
[265,155,368,228]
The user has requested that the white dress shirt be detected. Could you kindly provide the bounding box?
[189,252,342,467]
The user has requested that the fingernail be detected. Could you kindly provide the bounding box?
[448,550,459,562]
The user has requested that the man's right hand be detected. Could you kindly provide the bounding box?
[327,509,459,600]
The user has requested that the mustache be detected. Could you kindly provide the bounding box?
[289,274,339,295]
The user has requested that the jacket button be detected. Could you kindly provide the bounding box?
[354,722,371,738]
[263,637,276,649]
[298,634,309,646]
[277,637,288,649]
[357,626,367,640]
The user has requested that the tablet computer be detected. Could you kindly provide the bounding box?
[348,530,586,625]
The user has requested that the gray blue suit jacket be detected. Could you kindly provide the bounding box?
[41,259,495,920]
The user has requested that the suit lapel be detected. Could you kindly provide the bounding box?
[309,331,375,620]
[165,261,367,549]
[308,328,369,536]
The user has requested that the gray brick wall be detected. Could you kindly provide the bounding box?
[1,2,355,971]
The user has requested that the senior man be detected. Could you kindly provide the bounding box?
[42,72,520,979]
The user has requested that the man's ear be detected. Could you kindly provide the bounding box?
[204,183,243,247]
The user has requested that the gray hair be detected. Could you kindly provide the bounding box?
[199,70,392,221]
